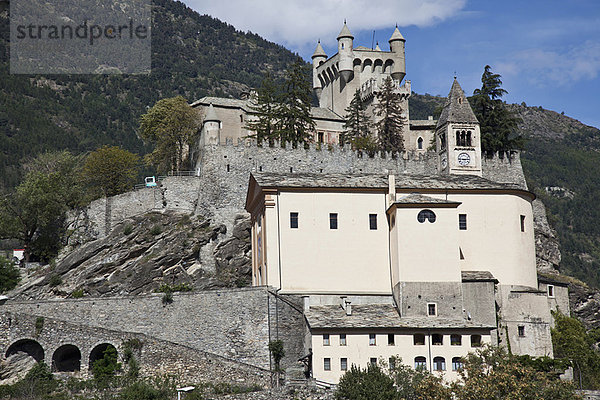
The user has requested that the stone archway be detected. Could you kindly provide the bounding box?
[52,344,81,372]
[5,339,45,362]
[89,343,118,370]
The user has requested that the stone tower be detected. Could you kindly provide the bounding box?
[436,79,482,176]
[201,103,221,145]
[311,23,410,117]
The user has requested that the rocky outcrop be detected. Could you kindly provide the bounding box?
[532,199,561,273]
[568,280,600,329]
[0,352,37,385]
[9,210,252,299]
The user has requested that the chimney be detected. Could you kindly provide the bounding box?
[303,296,310,312]
[345,301,352,316]
[388,174,396,206]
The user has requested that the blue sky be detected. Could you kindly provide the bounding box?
[183,0,600,128]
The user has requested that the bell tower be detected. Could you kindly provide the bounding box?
[436,78,482,176]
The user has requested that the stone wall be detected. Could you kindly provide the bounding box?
[0,312,270,385]
[0,287,307,379]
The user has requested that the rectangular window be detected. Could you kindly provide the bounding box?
[323,334,330,346]
[388,334,395,346]
[340,334,347,346]
[330,213,338,229]
[369,334,376,346]
[369,214,377,230]
[370,358,377,366]
[324,358,331,371]
[341,358,348,371]
[520,215,526,232]
[427,303,437,316]
[459,214,467,230]
[389,357,396,370]
[547,285,555,298]
[518,325,525,337]
[318,132,324,143]
[290,212,298,229]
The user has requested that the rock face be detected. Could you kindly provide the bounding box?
[532,199,561,273]
[569,280,600,329]
[9,210,252,299]
[0,352,37,385]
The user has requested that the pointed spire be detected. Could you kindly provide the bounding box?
[312,40,327,59]
[337,21,354,40]
[204,103,220,122]
[375,41,381,51]
[436,78,479,128]
[389,26,405,43]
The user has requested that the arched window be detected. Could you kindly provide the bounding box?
[456,131,460,146]
[417,137,423,149]
[417,210,436,223]
[440,134,447,150]
[452,357,463,371]
[466,131,472,146]
[471,334,482,347]
[460,131,467,146]
[433,356,446,371]
[414,356,427,370]
[450,334,462,346]
[413,333,425,345]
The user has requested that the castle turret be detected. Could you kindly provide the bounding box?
[202,103,221,145]
[337,22,354,83]
[312,40,327,98]
[436,78,482,176]
[388,26,406,82]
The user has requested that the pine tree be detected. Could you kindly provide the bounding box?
[245,73,278,145]
[274,59,315,147]
[343,89,372,145]
[375,77,405,153]
[471,65,525,154]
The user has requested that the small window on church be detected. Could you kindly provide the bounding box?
[417,210,436,223]
[520,215,526,232]
[330,213,338,230]
[518,326,525,337]
[467,131,472,146]
[290,212,299,229]
[548,285,555,298]
[459,214,467,230]
[428,303,437,316]
[318,132,324,143]
[456,131,461,146]
[240,114,243,122]
[440,134,446,150]
[369,214,377,230]
[417,137,423,149]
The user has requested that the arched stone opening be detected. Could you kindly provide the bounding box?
[89,343,118,370]
[6,339,45,362]
[362,59,373,73]
[52,344,81,372]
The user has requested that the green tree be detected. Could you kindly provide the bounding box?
[245,72,278,145]
[552,311,600,389]
[92,346,122,387]
[452,345,579,400]
[82,145,140,198]
[343,89,372,147]
[274,59,315,146]
[0,256,20,293]
[375,77,405,154]
[0,151,82,262]
[470,65,525,154]
[336,363,397,400]
[390,358,450,400]
[138,96,199,174]
[268,339,285,387]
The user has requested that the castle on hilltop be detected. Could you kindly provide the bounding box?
[0,23,569,389]
[191,23,436,153]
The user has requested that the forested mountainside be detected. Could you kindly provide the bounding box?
[411,94,600,288]
[0,0,299,187]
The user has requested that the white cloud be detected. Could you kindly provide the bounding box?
[496,41,600,87]
[182,0,466,50]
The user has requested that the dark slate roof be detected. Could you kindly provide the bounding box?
[392,194,461,205]
[410,119,437,128]
[436,79,479,128]
[190,97,342,121]
[305,304,494,329]
[537,273,570,286]
[251,173,526,192]
[461,271,498,282]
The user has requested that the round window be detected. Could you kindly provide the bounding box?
[417,209,436,223]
